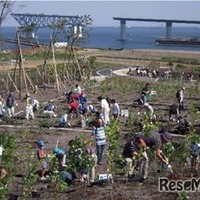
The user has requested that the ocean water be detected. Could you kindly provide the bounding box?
[1,26,200,51]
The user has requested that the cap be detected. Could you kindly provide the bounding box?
[37,140,45,147]
[182,87,186,91]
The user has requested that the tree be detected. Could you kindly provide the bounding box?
[41,15,94,85]
[13,14,94,93]
[0,0,15,27]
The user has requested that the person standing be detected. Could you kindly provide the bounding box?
[176,87,185,112]
[36,140,49,181]
[24,93,34,120]
[169,104,179,122]
[97,96,110,125]
[111,99,120,121]
[91,118,106,165]
[6,92,18,118]
[139,83,150,105]
[0,96,5,121]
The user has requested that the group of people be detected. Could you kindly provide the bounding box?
[0,83,122,130]
[122,128,172,182]
[1,79,199,186]
[33,81,178,184]
[35,88,121,183]
[63,84,121,128]
[98,96,121,125]
[137,83,188,126]
[123,81,200,182]
[36,117,107,184]
[0,92,41,121]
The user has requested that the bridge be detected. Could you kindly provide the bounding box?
[113,17,200,40]
[11,13,85,28]
[10,13,86,38]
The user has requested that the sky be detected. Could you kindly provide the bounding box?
[3,1,200,27]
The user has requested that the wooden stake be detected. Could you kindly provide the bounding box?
[7,73,19,93]
[51,39,60,91]
[1,74,9,94]
[17,33,28,94]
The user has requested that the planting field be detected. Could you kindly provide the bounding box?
[0,48,200,200]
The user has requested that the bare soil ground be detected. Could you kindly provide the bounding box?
[1,48,200,200]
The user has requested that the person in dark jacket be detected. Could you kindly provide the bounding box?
[6,92,18,118]
[169,104,179,123]
[123,128,172,182]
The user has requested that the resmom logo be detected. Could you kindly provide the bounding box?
[159,177,200,192]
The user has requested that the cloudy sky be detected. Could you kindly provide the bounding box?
[4,1,200,27]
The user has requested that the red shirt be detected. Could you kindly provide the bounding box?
[71,94,80,101]
[69,101,79,110]
[37,148,46,160]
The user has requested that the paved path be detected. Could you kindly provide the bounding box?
[91,67,130,82]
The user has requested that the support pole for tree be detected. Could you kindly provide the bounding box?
[72,47,83,82]
[1,74,9,94]
[17,34,28,95]
[51,38,60,91]
[8,73,19,93]
[24,71,42,96]
[0,64,10,94]
[8,54,19,94]
[16,31,28,98]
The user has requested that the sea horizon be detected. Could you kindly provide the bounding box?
[0,26,200,52]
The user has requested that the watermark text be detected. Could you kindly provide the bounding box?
[158,177,200,192]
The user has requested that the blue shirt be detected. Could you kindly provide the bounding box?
[112,103,120,115]
[92,126,106,146]
[44,104,54,111]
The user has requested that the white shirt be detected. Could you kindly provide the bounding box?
[180,90,184,102]
[33,99,39,106]
[101,99,109,109]
[75,85,81,94]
